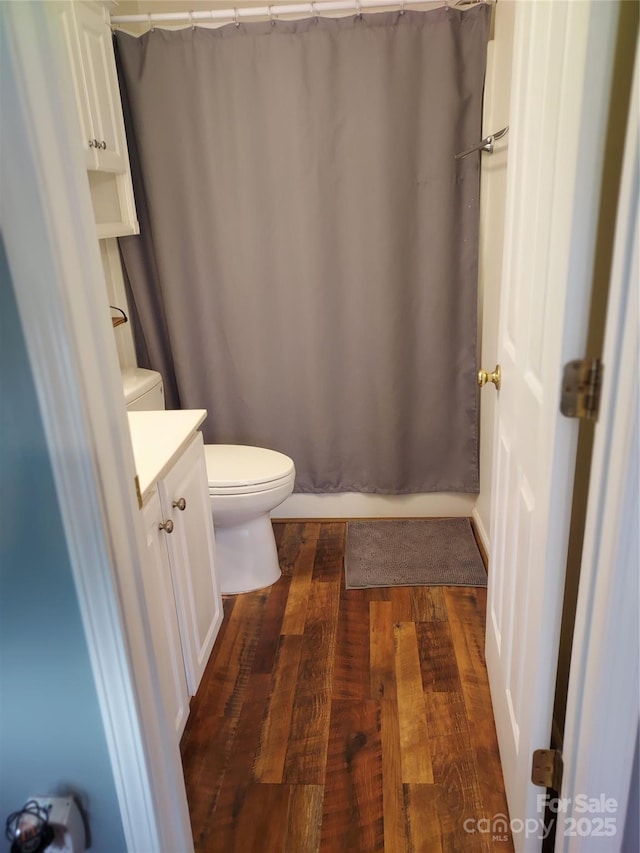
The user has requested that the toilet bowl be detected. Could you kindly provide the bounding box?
[121,368,295,595]
[203,445,295,594]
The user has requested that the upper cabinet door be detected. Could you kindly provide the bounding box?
[158,434,224,696]
[52,2,95,169]
[74,2,127,173]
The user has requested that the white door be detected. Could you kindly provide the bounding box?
[485,2,621,850]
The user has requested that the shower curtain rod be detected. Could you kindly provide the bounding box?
[110,0,490,27]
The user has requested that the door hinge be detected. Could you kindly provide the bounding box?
[531,748,564,791]
[134,475,143,509]
[560,358,603,421]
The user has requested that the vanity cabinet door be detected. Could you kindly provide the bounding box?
[141,491,190,739]
[158,433,223,696]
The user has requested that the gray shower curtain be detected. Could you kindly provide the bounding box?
[116,5,490,493]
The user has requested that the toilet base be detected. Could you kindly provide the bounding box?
[213,512,282,594]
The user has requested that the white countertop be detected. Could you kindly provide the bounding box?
[128,410,207,505]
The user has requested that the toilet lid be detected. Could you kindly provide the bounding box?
[204,444,295,488]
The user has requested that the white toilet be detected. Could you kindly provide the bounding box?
[122,367,295,594]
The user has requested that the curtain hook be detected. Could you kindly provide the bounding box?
[269,4,276,25]
[400,0,405,15]
[234,7,240,26]
[147,13,155,32]
[311,1,318,22]
[356,0,363,20]
[189,10,195,30]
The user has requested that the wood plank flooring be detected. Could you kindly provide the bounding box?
[181,521,514,852]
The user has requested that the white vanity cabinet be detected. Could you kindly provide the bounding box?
[157,433,223,696]
[129,412,223,741]
[141,491,190,739]
[53,1,139,237]
[58,1,127,173]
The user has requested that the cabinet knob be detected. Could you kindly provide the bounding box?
[100,140,107,150]
[172,497,187,511]
[158,519,174,534]
[88,138,95,148]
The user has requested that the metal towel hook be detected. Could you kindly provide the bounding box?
[454,125,509,160]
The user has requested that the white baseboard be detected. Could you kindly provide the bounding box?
[272,492,477,519]
[471,506,490,561]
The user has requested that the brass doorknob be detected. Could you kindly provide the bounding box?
[478,364,501,390]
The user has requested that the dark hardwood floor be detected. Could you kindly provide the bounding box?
[180,521,514,852]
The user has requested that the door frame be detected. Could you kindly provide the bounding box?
[558,45,639,851]
[485,0,624,843]
[1,5,193,851]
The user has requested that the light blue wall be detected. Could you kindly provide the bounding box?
[0,240,127,852]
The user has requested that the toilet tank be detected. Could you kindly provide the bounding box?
[121,367,165,411]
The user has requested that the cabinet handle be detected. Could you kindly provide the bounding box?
[158,519,174,534]
[100,140,107,150]
[172,497,187,511]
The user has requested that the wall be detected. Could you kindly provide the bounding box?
[471,0,515,553]
[100,238,137,370]
[0,240,127,852]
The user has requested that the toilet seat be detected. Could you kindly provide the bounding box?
[204,444,295,495]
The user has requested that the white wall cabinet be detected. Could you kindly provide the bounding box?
[141,491,190,740]
[139,429,223,740]
[74,1,129,173]
[53,1,139,237]
[157,433,224,696]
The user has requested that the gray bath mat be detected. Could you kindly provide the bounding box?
[345,518,487,589]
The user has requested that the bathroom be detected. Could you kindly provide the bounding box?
[1,1,638,852]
